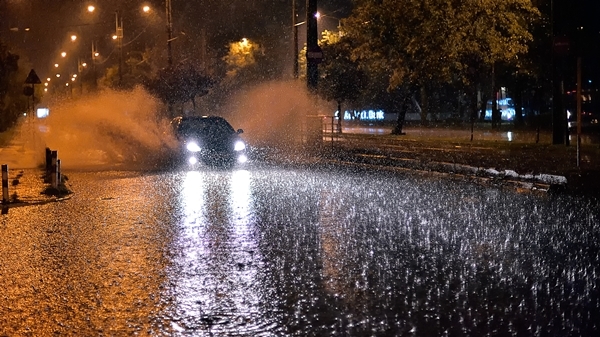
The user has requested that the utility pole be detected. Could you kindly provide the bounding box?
[551,0,567,145]
[306,0,319,91]
[115,11,123,87]
[166,0,173,66]
[293,0,299,79]
[77,57,83,95]
[91,41,98,89]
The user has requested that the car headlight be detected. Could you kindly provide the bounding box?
[234,140,246,151]
[186,141,201,152]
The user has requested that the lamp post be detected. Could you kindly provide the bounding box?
[166,0,173,66]
[91,41,98,88]
[115,11,124,87]
[306,0,319,92]
[293,0,299,79]
[77,58,87,94]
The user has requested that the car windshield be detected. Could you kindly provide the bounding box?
[176,117,235,138]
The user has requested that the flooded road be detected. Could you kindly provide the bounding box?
[1,164,599,336]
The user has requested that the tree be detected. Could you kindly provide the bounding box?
[146,62,214,117]
[344,0,539,133]
[222,38,262,79]
[317,31,365,132]
[0,41,26,131]
[100,49,157,90]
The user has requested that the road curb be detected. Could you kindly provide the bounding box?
[317,151,566,194]
[1,194,73,210]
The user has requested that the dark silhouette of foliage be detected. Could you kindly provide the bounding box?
[317,33,365,114]
[344,0,539,133]
[146,62,214,114]
[0,42,23,131]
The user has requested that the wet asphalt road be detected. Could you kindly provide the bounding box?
[1,163,599,336]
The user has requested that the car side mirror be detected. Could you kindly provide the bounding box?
[237,129,244,134]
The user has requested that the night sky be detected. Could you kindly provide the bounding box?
[0,0,352,77]
[1,0,598,85]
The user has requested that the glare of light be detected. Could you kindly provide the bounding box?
[70,35,77,41]
[142,5,150,13]
[71,77,76,82]
[44,82,48,86]
[24,27,30,32]
[61,52,67,57]
[230,169,251,222]
[37,108,50,118]
[315,11,321,19]
[56,74,61,77]
[234,140,246,151]
[46,77,51,81]
[182,171,204,218]
[65,83,69,86]
[186,142,201,152]
[44,88,48,92]
[81,62,87,67]
[87,5,95,13]
[188,156,198,165]
[507,131,513,142]
[54,63,59,68]
[112,35,117,40]
[94,52,99,57]
[237,154,248,164]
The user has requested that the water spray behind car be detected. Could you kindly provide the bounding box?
[23,86,178,170]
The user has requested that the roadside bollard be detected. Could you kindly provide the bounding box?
[2,164,8,204]
[57,159,61,186]
[51,150,58,188]
[45,147,52,176]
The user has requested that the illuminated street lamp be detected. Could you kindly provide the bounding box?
[54,63,59,68]
[56,74,61,78]
[61,51,67,57]
[87,5,95,13]
[46,78,51,82]
[142,5,150,13]
[71,34,77,42]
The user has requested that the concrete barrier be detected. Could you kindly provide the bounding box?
[2,164,8,203]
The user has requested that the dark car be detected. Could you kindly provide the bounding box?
[171,115,248,167]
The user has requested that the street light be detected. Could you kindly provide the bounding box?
[315,11,342,32]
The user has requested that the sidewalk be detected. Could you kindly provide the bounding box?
[0,137,59,208]
[323,125,600,195]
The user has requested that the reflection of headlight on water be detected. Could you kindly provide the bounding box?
[237,154,248,164]
[234,140,246,151]
[186,141,201,152]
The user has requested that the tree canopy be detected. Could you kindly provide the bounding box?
[0,42,26,131]
[344,0,540,90]
[146,62,214,115]
[317,31,365,107]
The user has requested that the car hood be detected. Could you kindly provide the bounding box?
[184,132,239,151]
